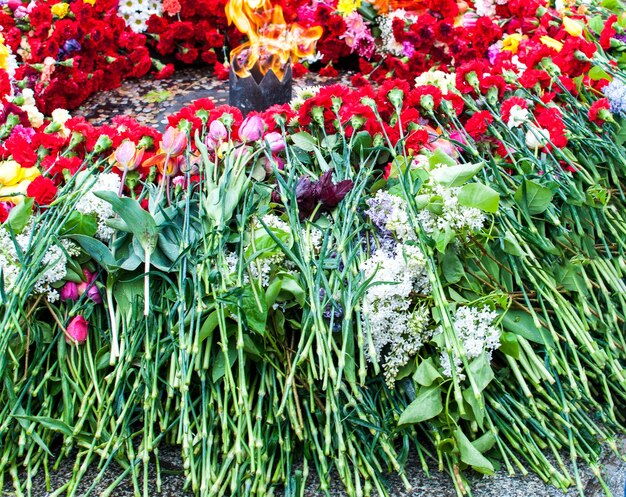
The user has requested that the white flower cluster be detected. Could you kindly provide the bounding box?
[0,222,79,302]
[474,0,496,17]
[74,173,121,241]
[361,243,431,387]
[366,190,415,243]
[417,184,485,234]
[118,0,162,33]
[414,70,456,95]
[8,88,45,128]
[378,10,415,56]
[438,306,500,378]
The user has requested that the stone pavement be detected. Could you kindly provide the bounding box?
[74,66,353,131]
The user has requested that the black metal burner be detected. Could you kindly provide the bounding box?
[229,58,293,115]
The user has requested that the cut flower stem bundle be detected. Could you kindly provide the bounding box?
[3,5,626,497]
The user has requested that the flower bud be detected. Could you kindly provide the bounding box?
[60,281,79,301]
[264,132,285,153]
[92,135,113,155]
[239,115,264,142]
[66,315,88,344]
[161,127,188,156]
[206,120,227,150]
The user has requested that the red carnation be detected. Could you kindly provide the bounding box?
[155,63,175,80]
[465,111,493,139]
[0,203,8,223]
[588,98,612,125]
[501,97,529,124]
[213,62,230,81]
[319,65,338,78]
[26,176,58,205]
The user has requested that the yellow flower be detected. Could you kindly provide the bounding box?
[502,33,523,54]
[337,0,361,15]
[83,0,96,4]
[51,2,70,18]
[0,161,41,203]
[540,36,564,52]
[562,17,583,37]
[0,161,22,186]
[0,181,31,204]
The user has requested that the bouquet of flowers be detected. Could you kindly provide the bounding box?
[2,0,626,496]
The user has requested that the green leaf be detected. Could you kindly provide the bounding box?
[442,249,465,284]
[467,352,494,393]
[241,285,268,335]
[514,180,553,215]
[454,428,494,474]
[6,197,33,234]
[501,231,524,257]
[94,192,158,253]
[60,211,97,236]
[14,415,73,437]
[499,332,520,359]
[212,348,237,382]
[429,148,457,168]
[587,15,605,35]
[199,311,219,344]
[457,183,500,213]
[430,162,483,187]
[70,234,117,270]
[398,385,443,425]
[463,387,485,429]
[601,0,625,13]
[501,309,554,347]
[265,279,283,308]
[413,357,442,387]
[588,66,611,82]
[291,132,317,152]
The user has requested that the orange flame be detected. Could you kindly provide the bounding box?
[226,0,323,80]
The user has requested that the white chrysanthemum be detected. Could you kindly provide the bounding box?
[414,70,456,95]
[361,243,432,387]
[291,85,322,110]
[75,173,121,241]
[118,0,162,33]
[438,306,500,378]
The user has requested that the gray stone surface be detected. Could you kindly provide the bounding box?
[3,442,624,496]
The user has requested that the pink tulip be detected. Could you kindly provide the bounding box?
[66,316,88,344]
[206,120,228,150]
[7,0,22,10]
[161,127,188,156]
[239,115,264,142]
[265,156,285,174]
[60,282,79,301]
[113,140,144,171]
[264,132,285,153]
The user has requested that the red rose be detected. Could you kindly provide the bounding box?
[27,176,58,205]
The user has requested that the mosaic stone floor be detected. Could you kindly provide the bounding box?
[74,66,353,131]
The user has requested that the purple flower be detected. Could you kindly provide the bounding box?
[62,39,81,55]
[614,34,626,43]
[402,41,416,58]
[60,282,79,301]
[295,169,354,220]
